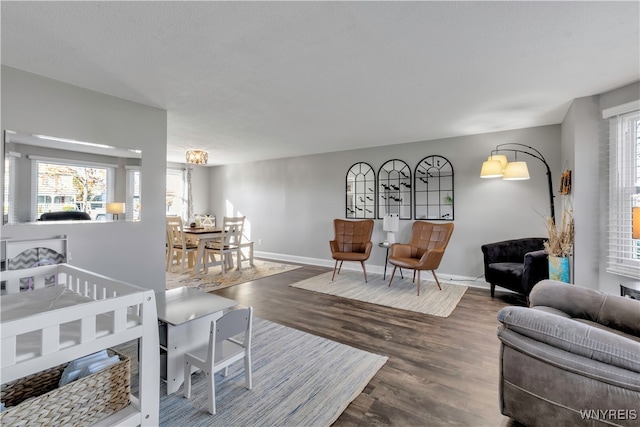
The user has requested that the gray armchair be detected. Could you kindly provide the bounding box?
[497,280,640,427]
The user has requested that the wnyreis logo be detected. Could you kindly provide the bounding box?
[579,409,637,421]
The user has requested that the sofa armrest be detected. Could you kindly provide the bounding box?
[521,250,549,294]
[498,306,640,374]
[530,280,640,337]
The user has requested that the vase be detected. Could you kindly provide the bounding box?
[548,255,570,283]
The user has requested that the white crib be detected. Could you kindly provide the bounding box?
[0,263,160,426]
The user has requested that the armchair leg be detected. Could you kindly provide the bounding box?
[388,265,397,287]
[360,261,368,283]
[431,270,443,291]
[332,260,339,281]
[416,270,421,296]
[490,283,495,297]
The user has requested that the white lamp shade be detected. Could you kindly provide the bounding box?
[383,214,399,232]
[106,202,125,214]
[502,161,530,180]
[480,160,504,178]
[489,154,508,169]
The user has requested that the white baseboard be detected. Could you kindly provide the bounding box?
[254,250,492,290]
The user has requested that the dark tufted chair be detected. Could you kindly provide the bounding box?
[481,237,548,297]
[39,211,91,221]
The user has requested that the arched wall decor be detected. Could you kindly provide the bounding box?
[414,155,454,220]
[377,159,411,220]
[345,162,376,219]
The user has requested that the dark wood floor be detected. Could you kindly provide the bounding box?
[213,261,526,427]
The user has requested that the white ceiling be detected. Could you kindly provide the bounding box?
[2,1,639,165]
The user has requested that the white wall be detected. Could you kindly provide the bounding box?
[560,96,601,289]
[208,125,561,283]
[1,66,168,292]
[190,165,210,218]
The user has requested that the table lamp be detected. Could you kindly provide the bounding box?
[383,214,399,245]
[106,202,125,221]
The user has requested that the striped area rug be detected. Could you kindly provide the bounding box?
[290,270,468,317]
[159,318,388,426]
[166,259,302,292]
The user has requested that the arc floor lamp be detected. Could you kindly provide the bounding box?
[480,143,556,223]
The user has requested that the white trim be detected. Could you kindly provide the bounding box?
[253,250,490,288]
[6,130,142,159]
[28,154,117,168]
[8,151,21,158]
[602,100,640,118]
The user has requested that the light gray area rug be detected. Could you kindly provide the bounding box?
[159,318,388,427]
[291,270,468,317]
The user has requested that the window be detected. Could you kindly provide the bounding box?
[3,154,14,223]
[166,168,186,219]
[35,160,111,221]
[604,100,640,279]
[126,167,141,221]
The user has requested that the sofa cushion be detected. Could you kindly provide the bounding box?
[498,306,640,374]
[487,262,523,284]
[530,280,640,337]
[499,328,640,392]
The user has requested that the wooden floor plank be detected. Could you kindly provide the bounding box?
[213,261,522,426]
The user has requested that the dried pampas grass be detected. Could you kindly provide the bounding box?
[544,208,574,257]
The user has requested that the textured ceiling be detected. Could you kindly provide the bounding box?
[1,1,639,165]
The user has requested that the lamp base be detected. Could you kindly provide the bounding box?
[386,232,395,245]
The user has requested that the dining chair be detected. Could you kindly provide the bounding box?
[183,306,253,415]
[204,216,245,274]
[329,218,374,282]
[166,216,198,274]
[388,221,454,295]
[198,214,216,228]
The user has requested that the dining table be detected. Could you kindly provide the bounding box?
[182,227,223,274]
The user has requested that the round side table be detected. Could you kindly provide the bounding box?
[378,242,403,280]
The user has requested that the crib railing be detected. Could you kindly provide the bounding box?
[0,263,160,426]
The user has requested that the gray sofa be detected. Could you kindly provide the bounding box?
[497,280,640,427]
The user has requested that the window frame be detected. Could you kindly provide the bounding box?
[32,157,114,221]
[604,100,640,279]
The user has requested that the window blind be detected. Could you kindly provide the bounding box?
[604,101,640,279]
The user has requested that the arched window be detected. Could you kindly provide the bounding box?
[414,155,454,221]
[346,162,376,218]
[378,159,411,219]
